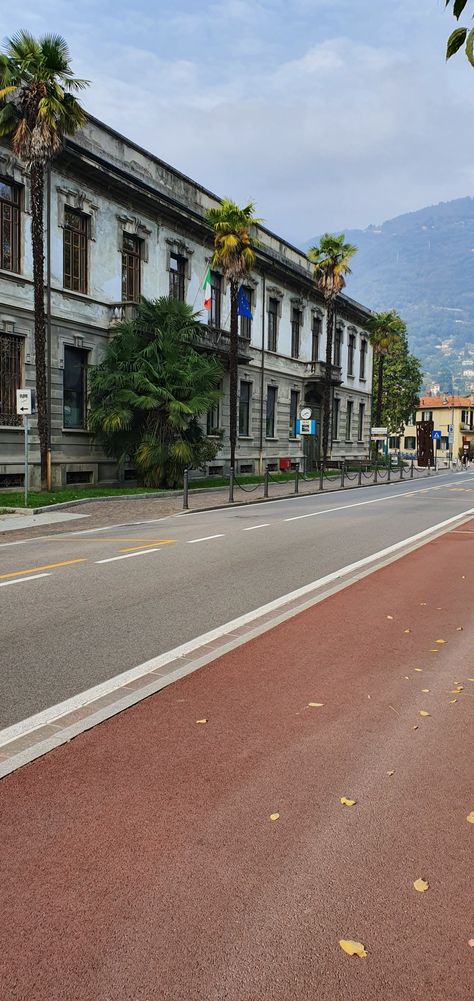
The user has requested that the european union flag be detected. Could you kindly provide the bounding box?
[237,286,252,319]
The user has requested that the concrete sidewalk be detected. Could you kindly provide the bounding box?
[1,519,472,1001]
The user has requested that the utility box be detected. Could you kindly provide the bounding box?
[279,457,291,471]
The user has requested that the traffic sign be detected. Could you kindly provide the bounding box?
[296,418,316,436]
[300,407,312,420]
[16,389,34,415]
[371,427,388,436]
[448,424,454,434]
[431,430,442,440]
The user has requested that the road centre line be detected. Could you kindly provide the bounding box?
[243,523,270,531]
[186,534,225,544]
[284,489,443,523]
[119,540,176,552]
[95,548,161,565]
[0,573,51,589]
[3,506,472,748]
[0,558,86,581]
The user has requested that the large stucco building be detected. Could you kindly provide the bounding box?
[0,117,373,489]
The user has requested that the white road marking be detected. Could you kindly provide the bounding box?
[284,487,443,523]
[186,534,225,544]
[95,548,161,565]
[2,506,472,748]
[243,523,270,531]
[0,573,51,589]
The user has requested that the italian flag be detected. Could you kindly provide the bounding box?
[203,266,212,311]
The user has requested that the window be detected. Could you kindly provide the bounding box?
[359,339,367,380]
[389,436,400,449]
[357,402,365,441]
[239,380,251,436]
[266,385,277,437]
[169,253,186,301]
[348,333,355,377]
[0,332,22,426]
[63,345,88,429]
[291,308,302,359]
[267,298,278,352]
[332,397,340,440]
[206,385,221,435]
[404,436,416,449]
[0,179,20,273]
[345,400,353,440]
[63,207,88,293]
[334,327,343,367]
[209,271,222,327]
[422,410,433,422]
[289,390,299,438]
[122,234,141,302]
[311,315,321,362]
[240,286,253,340]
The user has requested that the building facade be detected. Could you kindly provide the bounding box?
[0,117,373,489]
[372,395,474,463]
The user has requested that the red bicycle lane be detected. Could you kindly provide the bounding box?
[1,522,473,1001]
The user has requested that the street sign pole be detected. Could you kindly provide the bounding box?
[16,389,34,507]
[24,414,29,508]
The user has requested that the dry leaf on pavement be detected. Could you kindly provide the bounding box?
[418,710,430,717]
[387,770,395,776]
[456,626,464,631]
[413,725,419,730]
[421,689,430,693]
[435,639,446,645]
[386,615,394,620]
[415,668,423,672]
[307,702,324,708]
[469,939,474,948]
[430,649,439,653]
[413,878,429,893]
[195,719,208,725]
[340,797,357,807]
[404,629,411,634]
[466,812,474,824]
[269,813,280,822]
[449,699,458,704]
[339,939,367,958]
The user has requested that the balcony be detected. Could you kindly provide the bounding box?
[109,302,138,326]
[198,325,253,364]
[460,422,474,433]
[304,360,343,386]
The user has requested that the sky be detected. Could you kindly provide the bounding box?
[4,0,474,245]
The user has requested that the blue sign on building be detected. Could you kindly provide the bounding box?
[296,419,317,436]
[431,430,442,440]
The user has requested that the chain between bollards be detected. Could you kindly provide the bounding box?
[182,467,189,510]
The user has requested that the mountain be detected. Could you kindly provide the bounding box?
[306,197,474,393]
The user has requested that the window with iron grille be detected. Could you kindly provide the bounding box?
[289,389,299,438]
[63,345,88,429]
[239,380,251,436]
[311,315,320,362]
[345,400,353,440]
[291,309,301,359]
[332,397,340,440]
[63,207,88,293]
[169,253,186,301]
[266,385,277,437]
[122,234,142,302]
[0,332,22,426]
[334,327,342,367]
[267,298,278,352]
[359,339,367,379]
[209,271,222,327]
[240,286,252,340]
[348,333,355,376]
[357,402,365,441]
[0,179,20,273]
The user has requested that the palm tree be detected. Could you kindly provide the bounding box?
[308,234,357,463]
[205,199,259,471]
[367,310,406,427]
[89,297,223,488]
[0,32,88,489]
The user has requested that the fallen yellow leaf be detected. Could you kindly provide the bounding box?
[414,668,423,673]
[196,719,208,725]
[430,649,439,653]
[435,639,446,645]
[386,615,394,620]
[404,629,412,634]
[467,812,474,824]
[418,710,430,717]
[456,626,464,631]
[269,813,280,822]
[421,689,430,693]
[420,602,427,606]
[404,676,409,680]
[469,939,474,948]
[413,878,429,893]
[307,702,324,708]
[449,699,457,704]
[339,939,367,958]
[451,688,463,694]
[340,797,357,807]
[468,679,474,683]
[387,770,395,776]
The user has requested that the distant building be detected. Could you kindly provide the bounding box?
[0,117,373,488]
[373,396,473,461]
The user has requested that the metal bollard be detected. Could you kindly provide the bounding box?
[374,462,378,484]
[410,458,414,479]
[264,466,269,498]
[388,461,391,483]
[341,460,345,488]
[229,466,234,503]
[358,460,362,486]
[294,462,299,494]
[183,467,189,510]
[399,459,404,481]
[319,462,324,491]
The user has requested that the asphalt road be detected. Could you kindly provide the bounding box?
[1,471,473,729]
[1,516,473,1001]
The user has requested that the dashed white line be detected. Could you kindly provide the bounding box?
[186,534,225,544]
[243,524,270,531]
[0,573,51,588]
[284,491,428,523]
[95,548,161,565]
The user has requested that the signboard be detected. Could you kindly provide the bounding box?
[371,427,388,436]
[16,389,34,415]
[296,418,316,436]
[431,430,442,440]
[448,424,454,434]
[300,407,312,420]
[449,432,454,444]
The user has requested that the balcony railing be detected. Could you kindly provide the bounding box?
[304,360,343,385]
[198,324,253,362]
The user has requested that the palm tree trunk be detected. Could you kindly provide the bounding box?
[30,161,48,491]
[375,353,384,426]
[229,278,239,471]
[322,298,335,464]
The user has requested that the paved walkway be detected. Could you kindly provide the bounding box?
[1,520,472,1000]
